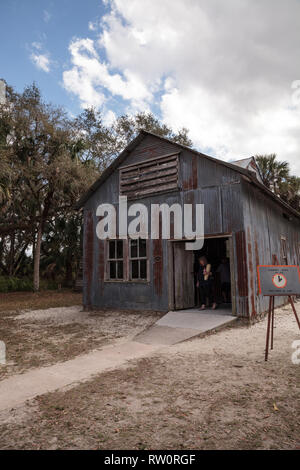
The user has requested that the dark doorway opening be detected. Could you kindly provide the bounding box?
[172,236,234,313]
[193,237,232,308]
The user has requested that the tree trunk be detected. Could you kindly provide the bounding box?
[33,223,42,292]
[8,231,15,276]
[64,255,73,287]
[33,189,54,292]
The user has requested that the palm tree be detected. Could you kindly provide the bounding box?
[256,154,290,195]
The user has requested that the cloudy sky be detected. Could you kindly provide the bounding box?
[1,0,300,173]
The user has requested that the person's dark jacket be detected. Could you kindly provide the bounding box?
[197,264,212,286]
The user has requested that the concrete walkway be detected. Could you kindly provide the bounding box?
[0,307,236,412]
[0,341,159,412]
[135,308,237,345]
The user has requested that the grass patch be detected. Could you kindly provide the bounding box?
[0,290,82,313]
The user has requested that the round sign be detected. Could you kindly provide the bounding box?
[272,273,287,289]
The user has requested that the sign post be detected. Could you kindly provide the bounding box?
[257,256,300,361]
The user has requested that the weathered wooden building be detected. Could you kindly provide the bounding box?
[76,131,300,320]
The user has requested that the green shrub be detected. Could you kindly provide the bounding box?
[0,276,33,293]
[0,277,63,293]
[39,279,59,290]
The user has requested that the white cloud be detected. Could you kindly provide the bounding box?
[43,10,52,23]
[29,41,52,73]
[64,0,300,174]
[31,42,42,51]
[30,53,51,73]
[63,37,153,111]
[88,21,97,31]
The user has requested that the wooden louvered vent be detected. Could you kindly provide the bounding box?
[119,153,179,199]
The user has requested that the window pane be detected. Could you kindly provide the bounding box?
[117,261,123,279]
[109,241,115,259]
[140,260,147,279]
[131,260,139,279]
[139,239,147,258]
[109,261,116,279]
[130,239,138,258]
[116,240,123,259]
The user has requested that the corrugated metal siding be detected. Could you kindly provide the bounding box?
[83,210,94,308]
[180,150,248,317]
[98,238,104,296]
[82,133,300,318]
[82,135,246,313]
[235,230,249,317]
[221,184,244,233]
[201,187,223,234]
[123,134,179,167]
[153,238,163,297]
[242,181,300,318]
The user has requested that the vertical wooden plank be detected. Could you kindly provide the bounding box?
[235,230,249,317]
[153,239,163,296]
[98,239,104,295]
[124,239,129,281]
[174,242,194,309]
[84,210,94,308]
[168,241,175,310]
[229,237,237,316]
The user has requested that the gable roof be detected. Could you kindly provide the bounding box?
[75,130,300,220]
[232,156,264,184]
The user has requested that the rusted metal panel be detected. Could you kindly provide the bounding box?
[98,239,104,296]
[182,189,195,206]
[153,238,163,297]
[173,242,194,309]
[98,240,104,280]
[220,183,243,233]
[124,134,179,167]
[182,154,198,190]
[167,241,175,310]
[185,152,240,189]
[236,297,249,317]
[81,132,300,318]
[247,227,257,319]
[83,210,94,308]
[242,180,300,317]
[201,187,223,234]
[235,230,249,299]
[180,150,243,236]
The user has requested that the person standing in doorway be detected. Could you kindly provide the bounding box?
[196,255,217,310]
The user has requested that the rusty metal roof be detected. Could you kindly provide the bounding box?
[75,130,300,220]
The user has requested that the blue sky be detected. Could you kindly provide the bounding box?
[1,0,107,115]
[1,0,300,174]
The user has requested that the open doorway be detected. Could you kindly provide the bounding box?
[172,236,235,314]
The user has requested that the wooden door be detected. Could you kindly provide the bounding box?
[173,242,195,309]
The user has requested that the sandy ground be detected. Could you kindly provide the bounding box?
[0,305,161,380]
[0,302,299,450]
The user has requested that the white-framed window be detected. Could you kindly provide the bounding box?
[107,240,124,280]
[129,239,148,281]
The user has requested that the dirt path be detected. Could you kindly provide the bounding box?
[0,306,236,412]
[0,303,299,449]
[0,340,160,412]
[0,306,160,380]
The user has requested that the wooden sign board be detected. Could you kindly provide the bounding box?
[257,265,300,296]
